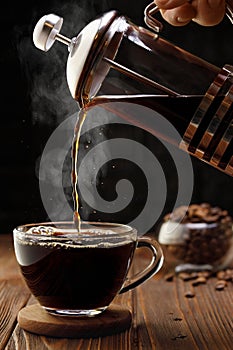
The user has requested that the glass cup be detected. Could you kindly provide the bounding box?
[13,221,163,317]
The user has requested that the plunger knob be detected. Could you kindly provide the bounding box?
[33,13,71,52]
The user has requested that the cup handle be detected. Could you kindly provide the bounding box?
[119,237,164,294]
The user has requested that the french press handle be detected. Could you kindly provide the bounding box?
[144,0,233,32]
[144,1,233,176]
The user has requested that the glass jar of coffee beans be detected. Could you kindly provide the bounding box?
[158,203,233,272]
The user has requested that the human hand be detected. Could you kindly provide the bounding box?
[154,0,226,26]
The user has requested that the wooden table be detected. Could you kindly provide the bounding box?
[0,233,232,349]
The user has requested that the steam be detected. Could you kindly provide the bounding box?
[38,109,117,222]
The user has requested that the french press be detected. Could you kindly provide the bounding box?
[33,2,233,176]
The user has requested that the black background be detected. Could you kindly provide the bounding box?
[1,0,233,233]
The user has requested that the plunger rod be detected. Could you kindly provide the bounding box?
[103,57,178,96]
[55,33,72,46]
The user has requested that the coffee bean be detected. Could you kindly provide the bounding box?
[164,272,175,282]
[215,280,227,291]
[195,208,209,219]
[217,271,226,280]
[222,216,232,223]
[221,269,233,281]
[197,271,211,278]
[185,290,195,298]
[192,277,207,286]
[178,272,198,281]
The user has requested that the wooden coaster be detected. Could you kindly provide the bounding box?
[18,303,132,338]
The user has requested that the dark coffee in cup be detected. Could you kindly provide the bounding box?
[16,236,135,311]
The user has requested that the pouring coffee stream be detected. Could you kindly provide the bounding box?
[33,5,233,210]
[71,110,86,231]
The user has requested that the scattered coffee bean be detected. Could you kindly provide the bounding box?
[217,271,226,280]
[215,280,227,291]
[165,272,175,282]
[217,269,233,281]
[197,271,211,279]
[171,333,187,340]
[192,276,207,286]
[178,272,198,281]
[173,317,182,321]
[185,290,195,298]
[224,269,233,281]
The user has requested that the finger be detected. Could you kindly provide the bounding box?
[192,0,225,26]
[160,3,197,26]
